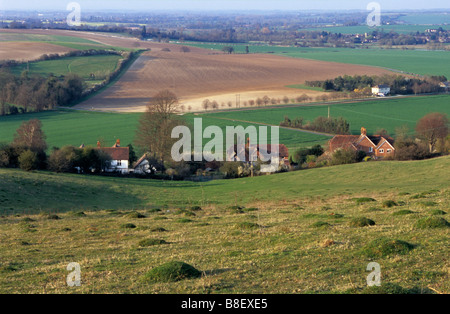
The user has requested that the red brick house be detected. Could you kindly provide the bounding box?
[328,127,395,159]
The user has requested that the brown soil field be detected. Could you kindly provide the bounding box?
[0,29,395,112]
[75,49,394,112]
[0,42,75,61]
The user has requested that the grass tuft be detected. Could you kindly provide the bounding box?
[349,217,375,227]
[142,261,201,283]
[360,238,415,258]
[415,217,449,229]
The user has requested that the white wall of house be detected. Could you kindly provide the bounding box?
[372,86,390,96]
[106,160,129,174]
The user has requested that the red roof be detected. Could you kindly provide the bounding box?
[329,135,360,152]
[98,147,129,161]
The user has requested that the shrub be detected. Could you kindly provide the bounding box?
[47,214,61,220]
[349,217,375,227]
[138,239,167,247]
[143,261,201,283]
[360,238,415,258]
[415,217,449,229]
[18,150,39,171]
[190,206,202,211]
[330,149,359,166]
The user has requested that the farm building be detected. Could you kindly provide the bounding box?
[371,85,391,96]
[133,153,158,174]
[328,127,395,159]
[96,139,130,174]
[227,139,290,167]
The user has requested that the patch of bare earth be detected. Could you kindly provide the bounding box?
[0,42,75,62]
[76,49,393,112]
[0,29,395,113]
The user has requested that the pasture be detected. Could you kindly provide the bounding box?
[0,157,448,293]
[0,109,330,153]
[11,54,124,82]
[200,94,450,137]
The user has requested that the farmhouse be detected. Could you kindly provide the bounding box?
[96,139,130,174]
[371,84,391,96]
[227,139,290,167]
[328,127,395,159]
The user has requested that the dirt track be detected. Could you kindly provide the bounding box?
[1,29,395,112]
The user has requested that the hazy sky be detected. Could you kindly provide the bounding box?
[1,0,450,12]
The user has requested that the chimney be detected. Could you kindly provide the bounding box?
[113,139,120,147]
[361,127,367,136]
[97,141,101,148]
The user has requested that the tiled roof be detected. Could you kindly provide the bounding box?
[329,135,360,151]
[99,147,129,161]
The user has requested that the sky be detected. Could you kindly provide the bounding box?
[1,0,450,12]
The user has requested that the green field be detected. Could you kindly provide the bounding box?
[200,94,450,137]
[0,109,331,154]
[0,110,141,150]
[1,94,449,154]
[11,54,123,81]
[185,43,450,78]
[0,157,448,293]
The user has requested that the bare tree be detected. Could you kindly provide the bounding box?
[416,112,449,153]
[202,99,210,111]
[13,119,48,152]
[135,90,185,163]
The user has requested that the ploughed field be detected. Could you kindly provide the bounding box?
[75,47,393,112]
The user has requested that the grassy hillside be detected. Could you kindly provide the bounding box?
[185,43,450,78]
[0,157,448,294]
[1,156,448,215]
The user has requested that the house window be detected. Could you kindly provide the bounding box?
[379,149,384,154]
[117,160,122,166]
[369,147,373,153]
[387,149,392,153]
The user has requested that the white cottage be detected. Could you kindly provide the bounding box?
[372,85,391,96]
[97,139,129,174]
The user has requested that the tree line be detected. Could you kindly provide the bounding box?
[305,74,447,95]
[0,49,140,116]
[0,72,84,115]
[280,116,350,135]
